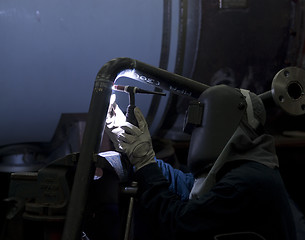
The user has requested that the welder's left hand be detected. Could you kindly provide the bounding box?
[105,94,126,151]
[116,107,156,171]
[106,94,126,129]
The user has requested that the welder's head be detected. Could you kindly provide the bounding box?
[185,85,266,177]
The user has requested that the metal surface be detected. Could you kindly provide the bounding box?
[0,0,163,146]
[6,152,78,230]
[192,0,292,93]
[272,67,305,116]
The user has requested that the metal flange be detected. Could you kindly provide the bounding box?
[271,66,305,116]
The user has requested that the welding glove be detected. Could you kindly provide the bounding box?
[105,94,126,151]
[116,107,156,171]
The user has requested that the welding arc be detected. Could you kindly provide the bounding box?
[113,85,166,96]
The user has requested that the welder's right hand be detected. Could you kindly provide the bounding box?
[105,94,126,151]
[117,107,156,171]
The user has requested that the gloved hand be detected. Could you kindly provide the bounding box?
[116,107,156,171]
[105,94,126,151]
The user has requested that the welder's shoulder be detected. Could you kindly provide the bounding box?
[218,160,283,194]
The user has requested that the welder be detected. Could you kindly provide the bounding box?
[105,84,297,239]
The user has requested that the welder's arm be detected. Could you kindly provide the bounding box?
[156,159,195,201]
[110,107,156,171]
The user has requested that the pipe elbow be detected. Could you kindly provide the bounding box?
[96,57,137,82]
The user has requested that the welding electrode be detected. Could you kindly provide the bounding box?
[112,85,166,126]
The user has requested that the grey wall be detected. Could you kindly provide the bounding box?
[0,0,163,146]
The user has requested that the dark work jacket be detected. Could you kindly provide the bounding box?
[133,161,296,240]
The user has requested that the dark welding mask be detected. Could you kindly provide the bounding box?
[184,84,265,177]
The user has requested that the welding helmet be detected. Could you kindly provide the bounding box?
[184,84,266,177]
